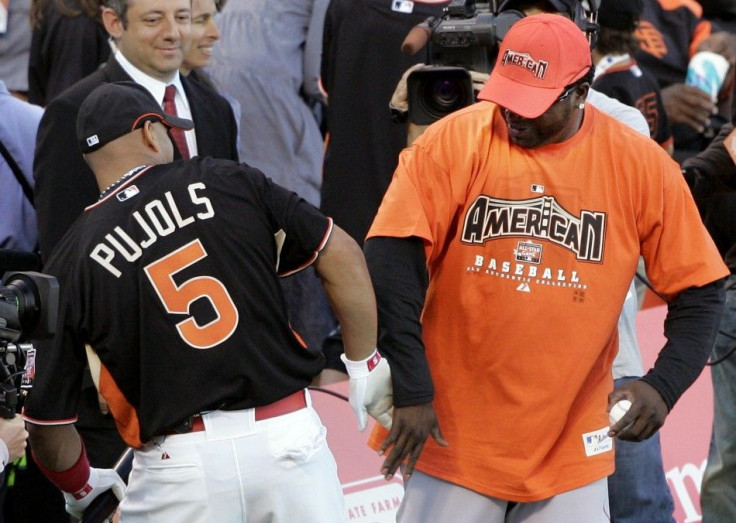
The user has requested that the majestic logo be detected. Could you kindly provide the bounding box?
[461,195,606,262]
[501,50,549,78]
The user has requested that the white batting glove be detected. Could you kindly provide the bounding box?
[341,350,394,431]
[63,467,126,519]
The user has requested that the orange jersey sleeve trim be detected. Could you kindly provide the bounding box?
[658,0,703,17]
[99,364,143,448]
[691,21,713,58]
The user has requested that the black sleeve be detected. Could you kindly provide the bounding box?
[364,236,434,407]
[681,123,736,195]
[640,278,726,410]
[320,0,337,96]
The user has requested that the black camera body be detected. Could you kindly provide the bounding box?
[407,0,523,125]
[0,271,59,418]
[427,1,523,73]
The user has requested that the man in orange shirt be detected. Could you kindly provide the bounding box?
[365,14,727,521]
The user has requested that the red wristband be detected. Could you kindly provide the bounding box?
[33,440,91,496]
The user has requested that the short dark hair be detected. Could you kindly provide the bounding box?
[104,0,129,27]
[563,65,596,92]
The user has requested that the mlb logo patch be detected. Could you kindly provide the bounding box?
[117,185,140,202]
[531,184,544,193]
[86,135,100,147]
[392,0,414,13]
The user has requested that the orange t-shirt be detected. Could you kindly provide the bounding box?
[367,102,728,502]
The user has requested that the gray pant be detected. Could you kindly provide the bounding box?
[397,471,609,523]
[701,274,736,522]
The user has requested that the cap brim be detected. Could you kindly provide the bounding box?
[162,113,194,131]
[477,72,564,119]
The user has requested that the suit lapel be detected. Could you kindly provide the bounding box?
[181,76,211,156]
[101,55,135,83]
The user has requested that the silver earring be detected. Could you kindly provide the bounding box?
[578,103,585,109]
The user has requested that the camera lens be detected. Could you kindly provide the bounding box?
[407,67,474,125]
[0,278,38,338]
[418,77,473,120]
[433,79,462,106]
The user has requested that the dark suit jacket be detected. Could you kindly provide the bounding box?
[34,54,239,260]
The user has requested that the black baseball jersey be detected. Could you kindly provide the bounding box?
[592,56,673,150]
[633,0,715,156]
[634,0,711,89]
[24,157,331,447]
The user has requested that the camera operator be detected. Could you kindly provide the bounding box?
[0,270,59,520]
[0,72,43,518]
[0,417,27,478]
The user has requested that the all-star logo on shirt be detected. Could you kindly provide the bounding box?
[501,50,549,79]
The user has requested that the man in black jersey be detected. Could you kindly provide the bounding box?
[23,81,392,521]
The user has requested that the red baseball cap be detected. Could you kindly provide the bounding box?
[477,14,592,118]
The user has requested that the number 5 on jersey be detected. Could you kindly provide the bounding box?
[145,239,239,349]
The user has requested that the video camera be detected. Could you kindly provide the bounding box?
[427,0,523,73]
[406,0,599,125]
[0,271,59,418]
[406,0,523,125]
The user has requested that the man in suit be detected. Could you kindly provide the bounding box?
[31,0,239,471]
[34,0,239,260]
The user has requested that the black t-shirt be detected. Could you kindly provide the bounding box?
[25,157,331,446]
[320,0,449,244]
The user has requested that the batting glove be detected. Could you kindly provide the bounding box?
[63,467,126,519]
[341,350,393,431]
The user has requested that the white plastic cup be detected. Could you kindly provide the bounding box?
[686,51,730,102]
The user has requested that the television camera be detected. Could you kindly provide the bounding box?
[405,0,599,125]
[0,268,124,523]
[0,271,59,418]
